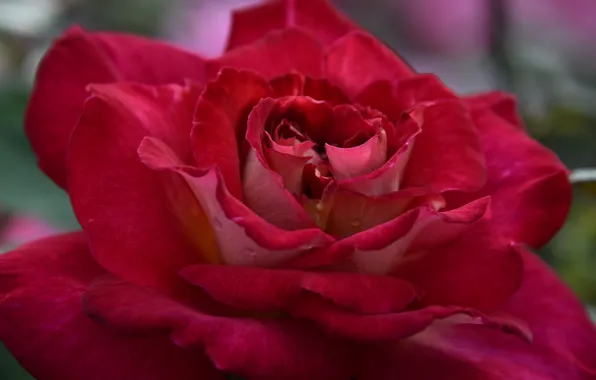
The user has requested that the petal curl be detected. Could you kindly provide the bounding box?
[0,233,220,380]
[26,26,206,189]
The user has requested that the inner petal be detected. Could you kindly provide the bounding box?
[325,129,388,181]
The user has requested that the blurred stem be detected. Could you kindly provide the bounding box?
[488,0,515,91]
[570,169,596,184]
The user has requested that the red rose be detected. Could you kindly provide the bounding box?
[1,1,595,379]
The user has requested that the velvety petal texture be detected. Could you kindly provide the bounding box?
[0,234,221,380]
[67,83,203,291]
[226,0,359,50]
[3,0,593,379]
[26,27,206,189]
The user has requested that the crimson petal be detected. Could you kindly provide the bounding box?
[83,275,353,380]
[181,264,416,314]
[0,233,221,380]
[226,0,358,50]
[355,248,596,380]
[324,31,415,97]
[192,68,273,200]
[448,95,572,248]
[207,28,324,80]
[26,26,206,189]
[67,83,202,291]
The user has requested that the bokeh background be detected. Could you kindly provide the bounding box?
[1,0,595,378]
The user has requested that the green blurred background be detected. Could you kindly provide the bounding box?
[1,0,595,378]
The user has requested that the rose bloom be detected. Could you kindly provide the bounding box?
[1,1,595,379]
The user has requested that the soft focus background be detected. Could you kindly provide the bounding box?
[1,0,595,378]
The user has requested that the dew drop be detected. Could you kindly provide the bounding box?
[350,218,362,228]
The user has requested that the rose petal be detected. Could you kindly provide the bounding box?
[243,98,319,229]
[138,137,222,265]
[263,134,313,194]
[465,91,523,129]
[320,186,426,238]
[354,74,457,122]
[192,68,273,200]
[289,294,529,342]
[0,233,220,380]
[504,246,596,374]
[393,217,524,311]
[181,264,416,315]
[243,148,317,229]
[26,26,206,189]
[325,128,387,181]
[447,96,571,248]
[270,73,349,105]
[337,115,421,196]
[82,276,353,380]
[226,0,358,50]
[140,142,333,268]
[324,31,415,97]
[401,99,487,193]
[355,248,596,380]
[346,197,491,275]
[207,28,324,80]
[285,207,421,270]
[67,83,202,290]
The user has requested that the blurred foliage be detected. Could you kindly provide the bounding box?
[1,0,596,379]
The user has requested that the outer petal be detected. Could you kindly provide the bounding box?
[450,94,571,248]
[181,264,416,314]
[465,91,523,129]
[67,83,202,291]
[26,26,206,189]
[83,276,354,380]
[289,295,530,342]
[0,233,221,380]
[226,0,358,50]
[504,246,596,375]
[207,28,324,80]
[355,248,596,380]
[392,217,524,311]
[324,31,415,97]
